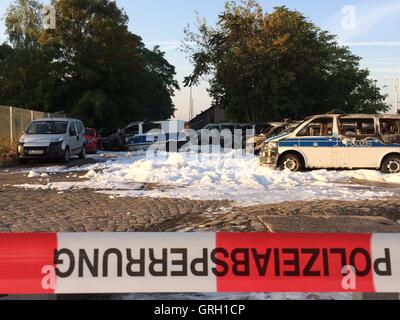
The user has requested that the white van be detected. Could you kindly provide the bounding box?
[17,118,86,163]
[260,114,400,174]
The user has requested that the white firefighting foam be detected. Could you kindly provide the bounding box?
[15,149,400,205]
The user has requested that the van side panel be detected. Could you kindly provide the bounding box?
[337,146,398,169]
[278,138,338,168]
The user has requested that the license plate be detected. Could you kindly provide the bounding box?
[28,150,44,155]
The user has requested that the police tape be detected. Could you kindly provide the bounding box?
[0,233,399,294]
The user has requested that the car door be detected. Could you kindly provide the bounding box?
[295,116,337,168]
[75,122,84,151]
[142,122,163,143]
[68,122,80,155]
[337,117,378,168]
[124,124,140,145]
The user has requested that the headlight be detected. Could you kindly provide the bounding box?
[261,141,277,149]
[51,137,63,143]
[18,144,23,154]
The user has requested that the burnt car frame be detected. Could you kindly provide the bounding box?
[260,114,400,174]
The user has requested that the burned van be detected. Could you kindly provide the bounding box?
[260,114,400,174]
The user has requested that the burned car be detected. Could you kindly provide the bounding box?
[260,114,400,174]
[197,123,258,149]
[101,120,188,151]
[246,121,300,154]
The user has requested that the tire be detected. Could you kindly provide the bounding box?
[381,155,400,174]
[279,153,304,172]
[62,147,70,163]
[79,145,86,159]
[18,158,28,165]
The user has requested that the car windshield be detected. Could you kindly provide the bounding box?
[85,128,95,136]
[203,125,218,130]
[26,121,68,135]
[281,126,297,135]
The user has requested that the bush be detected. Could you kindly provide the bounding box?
[0,138,17,162]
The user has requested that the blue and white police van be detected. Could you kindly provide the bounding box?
[260,113,400,174]
[123,120,188,151]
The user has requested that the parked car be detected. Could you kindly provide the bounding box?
[84,128,99,154]
[101,120,188,151]
[247,121,301,154]
[17,118,86,163]
[97,128,117,151]
[197,123,256,149]
[260,113,400,173]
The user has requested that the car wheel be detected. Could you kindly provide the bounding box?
[279,154,303,172]
[381,155,400,174]
[63,147,70,163]
[79,145,86,159]
[18,158,28,165]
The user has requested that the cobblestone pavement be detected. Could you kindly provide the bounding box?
[1,161,400,301]
[1,164,400,233]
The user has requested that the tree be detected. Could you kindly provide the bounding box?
[0,0,179,128]
[0,43,49,108]
[5,0,43,49]
[39,0,179,127]
[142,46,180,120]
[0,0,48,108]
[184,0,389,122]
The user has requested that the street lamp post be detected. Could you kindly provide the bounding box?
[395,79,400,114]
[189,86,194,121]
[384,78,400,114]
[394,79,400,113]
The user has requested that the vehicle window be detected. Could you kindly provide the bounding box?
[26,121,68,135]
[125,125,139,135]
[297,118,333,137]
[69,123,77,137]
[256,125,272,134]
[99,128,116,137]
[205,125,219,131]
[380,119,400,135]
[339,119,375,136]
[239,125,254,131]
[221,125,236,132]
[272,126,288,136]
[142,123,162,133]
[75,122,84,134]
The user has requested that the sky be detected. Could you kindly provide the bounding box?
[0,0,399,120]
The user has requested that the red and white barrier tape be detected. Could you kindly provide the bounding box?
[0,233,399,294]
